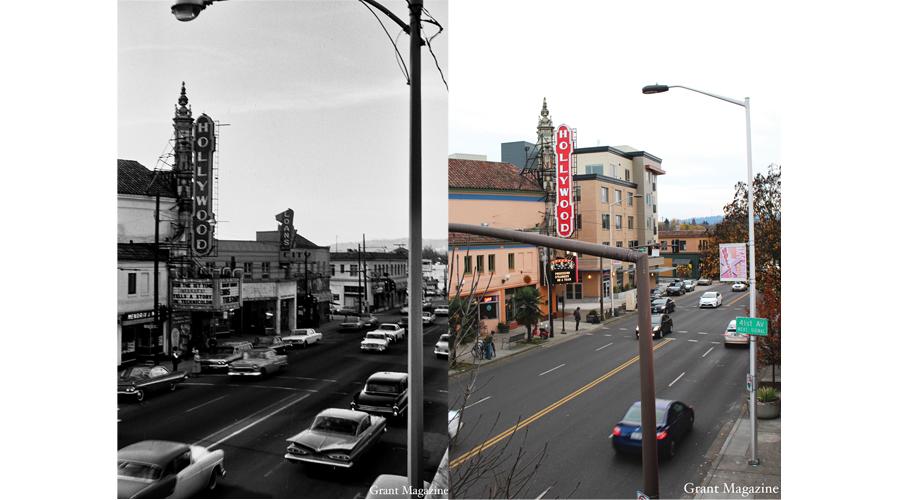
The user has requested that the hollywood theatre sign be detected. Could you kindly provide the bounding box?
[193,114,215,256]
[555,124,574,238]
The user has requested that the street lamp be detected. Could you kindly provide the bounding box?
[171,0,429,490]
[642,82,759,466]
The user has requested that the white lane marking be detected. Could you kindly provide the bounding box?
[227,384,306,391]
[618,328,627,331]
[464,396,492,410]
[278,376,337,383]
[604,334,613,337]
[701,347,715,358]
[539,364,566,376]
[181,382,216,386]
[536,486,553,500]
[198,394,310,450]
[668,372,686,387]
[599,326,609,330]
[263,461,284,478]
[677,330,689,334]
[688,339,699,343]
[698,332,709,335]
[595,342,613,351]
[710,341,721,344]
[438,389,448,393]
[186,395,226,413]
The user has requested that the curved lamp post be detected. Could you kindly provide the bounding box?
[171,0,428,490]
[642,83,759,467]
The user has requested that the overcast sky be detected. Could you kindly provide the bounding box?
[119,0,448,245]
[448,0,783,222]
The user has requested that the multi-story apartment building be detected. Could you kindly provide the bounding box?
[658,228,713,279]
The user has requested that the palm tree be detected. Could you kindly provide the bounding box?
[514,286,542,342]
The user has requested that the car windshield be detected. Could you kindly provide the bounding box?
[652,299,666,305]
[120,366,151,378]
[382,325,398,331]
[118,460,162,480]
[651,315,664,325]
[366,333,386,340]
[213,347,235,355]
[702,292,717,298]
[312,416,357,435]
[622,404,667,425]
[727,321,737,332]
[245,350,269,359]
[366,382,401,394]
[439,334,450,342]
[257,338,276,345]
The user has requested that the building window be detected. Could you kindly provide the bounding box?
[476,255,484,273]
[602,214,610,229]
[602,241,610,246]
[508,253,515,270]
[340,264,345,274]
[625,169,630,181]
[350,265,358,276]
[680,240,686,251]
[488,254,495,272]
[139,272,150,296]
[627,192,634,206]
[574,185,581,202]
[615,215,622,229]
[576,214,582,230]
[615,190,622,204]
[628,216,634,229]
[464,256,472,275]
[616,241,623,248]
[586,163,603,175]
[661,241,668,250]
[610,164,618,178]
[331,264,335,276]
[127,273,136,295]
[601,187,608,203]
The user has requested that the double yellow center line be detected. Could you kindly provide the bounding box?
[450,338,673,469]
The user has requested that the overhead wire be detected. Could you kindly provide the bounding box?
[359,0,410,84]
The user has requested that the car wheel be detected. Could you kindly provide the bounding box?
[135,389,145,402]
[169,382,177,392]
[208,465,222,491]
[301,341,308,349]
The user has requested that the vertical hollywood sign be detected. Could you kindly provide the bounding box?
[193,114,215,256]
[555,124,574,238]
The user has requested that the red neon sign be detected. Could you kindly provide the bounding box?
[555,124,574,238]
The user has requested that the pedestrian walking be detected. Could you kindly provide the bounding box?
[191,347,201,377]
[574,307,581,331]
[171,349,181,372]
[487,331,496,360]
[484,332,495,360]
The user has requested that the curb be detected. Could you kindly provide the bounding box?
[697,399,749,493]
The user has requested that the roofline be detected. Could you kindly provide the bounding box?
[573,174,639,189]
[574,145,663,164]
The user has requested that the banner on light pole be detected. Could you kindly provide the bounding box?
[718,243,747,282]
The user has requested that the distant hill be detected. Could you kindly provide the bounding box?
[331,237,447,253]
[660,215,723,226]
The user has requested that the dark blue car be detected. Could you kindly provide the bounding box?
[610,399,694,459]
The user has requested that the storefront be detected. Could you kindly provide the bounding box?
[119,309,166,365]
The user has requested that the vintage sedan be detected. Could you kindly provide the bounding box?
[433,306,449,316]
[340,318,365,332]
[610,399,694,459]
[360,332,390,353]
[285,408,387,468]
[227,348,287,378]
[434,333,450,359]
[373,323,406,343]
[118,365,187,402]
[422,311,436,326]
[351,371,408,417]
[117,440,226,498]
[282,328,323,349]
[253,335,288,354]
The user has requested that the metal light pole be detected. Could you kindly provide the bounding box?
[642,83,759,466]
[608,199,622,317]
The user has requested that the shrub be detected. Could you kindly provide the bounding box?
[757,386,779,402]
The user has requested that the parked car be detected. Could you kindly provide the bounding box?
[373,323,406,343]
[284,408,387,468]
[635,313,673,339]
[650,288,665,301]
[253,335,288,354]
[340,318,365,332]
[586,309,601,324]
[362,315,381,328]
[610,399,694,459]
[282,328,323,349]
[400,305,409,314]
[360,331,390,352]
[696,277,713,286]
[118,365,187,402]
[433,306,449,316]
[651,297,675,314]
[227,348,288,378]
[731,281,749,292]
[682,280,696,292]
[723,319,750,347]
[351,371,408,417]
[198,341,254,372]
[422,311,436,325]
[117,440,225,498]
[666,280,685,296]
[698,291,723,308]
[434,333,450,359]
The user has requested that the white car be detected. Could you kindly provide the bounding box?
[433,306,449,316]
[117,440,226,498]
[422,312,436,325]
[448,409,461,440]
[698,291,723,308]
[723,319,750,346]
[361,332,390,352]
[282,328,323,349]
[400,305,410,314]
[373,323,406,343]
[732,281,749,292]
[434,333,450,358]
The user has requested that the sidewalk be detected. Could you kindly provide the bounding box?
[693,370,781,499]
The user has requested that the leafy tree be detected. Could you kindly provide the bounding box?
[663,218,670,230]
[513,286,541,341]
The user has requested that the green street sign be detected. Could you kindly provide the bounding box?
[736,316,768,336]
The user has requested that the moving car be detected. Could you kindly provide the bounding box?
[666,280,685,296]
[362,315,381,328]
[732,281,749,292]
[284,408,387,468]
[635,313,673,339]
[253,335,288,354]
[351,371,408,417]
[117,440,225,498]
[118,365,187,402]
[610,399,694,459]
[697,277,713,286]
[227,348,288,378]
[360,331,390,352]
[422,311,436,325]
[282,328,323,349]
[699,291,723,308]
[650,288,664,301]
[433,306,449,316]
[682,279,696,292]
[340,318,365,332]
[198,341,254,372]
[434,333,450,359]
[373,323,406,343]
[651,298,675,314]
[723,319,750,347]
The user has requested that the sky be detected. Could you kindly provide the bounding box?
[118,0,448,245]
[448,0,783,222]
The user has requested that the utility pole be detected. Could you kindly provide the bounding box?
[154,193,161,357]
[304,251,311,327]
[357,244,363,316]
[363,234,368,313]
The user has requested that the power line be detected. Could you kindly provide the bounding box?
[359,0,409,84]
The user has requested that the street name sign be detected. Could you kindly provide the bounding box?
[736,316,768,336]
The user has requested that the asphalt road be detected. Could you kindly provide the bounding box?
[449,283,752,499]
[118,308,449,499]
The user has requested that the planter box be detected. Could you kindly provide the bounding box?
[756,398,780,419]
